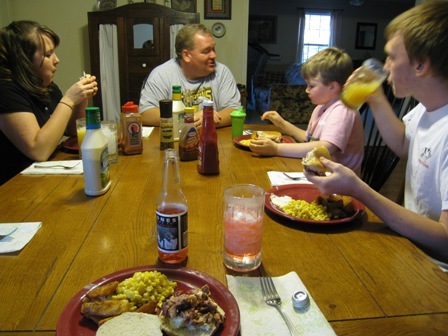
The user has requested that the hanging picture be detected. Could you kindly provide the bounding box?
[204,0,231,20]
[249,15,277,44]
[355,22,377,50]
[171,0,196,13]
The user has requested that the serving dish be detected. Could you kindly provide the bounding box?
[56,265,240,336]
[265,184,365,225]
[233,134,293,149]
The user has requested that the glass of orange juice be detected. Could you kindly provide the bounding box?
[223,184,265,272]
[76,117,86,158]
[341,58,388,109]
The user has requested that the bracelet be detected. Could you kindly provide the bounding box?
[59,101,74,111]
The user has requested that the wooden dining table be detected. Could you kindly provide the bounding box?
[1,125,448,336]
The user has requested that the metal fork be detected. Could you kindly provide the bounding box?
[282,172,305,181]
[34,163,80,170]
[260,276,299,336]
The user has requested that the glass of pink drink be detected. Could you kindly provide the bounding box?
[223,184,265,272]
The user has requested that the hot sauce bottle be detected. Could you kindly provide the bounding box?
[197,100,219,175]
[156,149,188,264]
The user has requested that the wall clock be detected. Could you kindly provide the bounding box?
[212,22,226,38]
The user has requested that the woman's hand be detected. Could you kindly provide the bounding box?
[63,75,98,107]
[249,138,278,156]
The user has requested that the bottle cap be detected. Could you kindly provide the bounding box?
[85,107,101,129]
[230,106,246,118]
[172,85,182,94]
[203,99,213,107]
[292,291,310,309]
[159,99,173,118]
[122,101,139,113]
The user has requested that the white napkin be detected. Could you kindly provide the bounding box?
[20,160,83,175]
[142,126,154,138]
[0,222,42,253]
[226,272,336,336]
[267,171,312,187]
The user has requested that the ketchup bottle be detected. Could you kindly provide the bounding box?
[197,100,219,175]
[156,149,188,264]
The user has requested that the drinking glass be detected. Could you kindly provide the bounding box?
[76,118,86,158]
[101,120,118,164]
[223,184,265,272]
[341,58,388,109]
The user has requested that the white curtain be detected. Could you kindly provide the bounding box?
[295,8,305,64]
[170,24,184,58]
[99,24,121,122]
[330,9,343,47]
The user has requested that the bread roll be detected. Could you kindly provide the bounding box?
[302,146,331,176]
[96,312,162,336]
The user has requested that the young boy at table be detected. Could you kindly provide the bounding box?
[305,1,448,271]
[249,47,364,174]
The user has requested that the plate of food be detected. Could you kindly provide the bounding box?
[56,265,240,336]
[61,136,80,152]
[234,131,294,149]
[265,184,365,225]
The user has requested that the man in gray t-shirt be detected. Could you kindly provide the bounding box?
[139,24,241,129]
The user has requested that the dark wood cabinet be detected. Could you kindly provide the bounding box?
[88,3,199,111]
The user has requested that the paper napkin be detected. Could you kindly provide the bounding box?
[142,126,154,138]
[20,160,83,175]
[0,222,42,253]
[267,171,312,187]
[226,272,336,336]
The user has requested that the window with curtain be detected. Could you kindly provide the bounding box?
[296,8,342,63]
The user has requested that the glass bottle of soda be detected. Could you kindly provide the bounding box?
[156,149,188,263]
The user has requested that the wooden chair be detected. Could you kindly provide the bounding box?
[360,85,418,192]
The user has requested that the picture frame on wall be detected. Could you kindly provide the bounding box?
[204,0,231,20]
[355,22,377,50]
[171,0,196,13]
[249,15,277,44]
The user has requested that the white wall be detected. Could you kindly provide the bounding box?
[0,0,249,95]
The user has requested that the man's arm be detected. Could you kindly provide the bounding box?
[141,107,161,126]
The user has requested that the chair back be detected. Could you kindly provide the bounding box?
[360,85,418,191]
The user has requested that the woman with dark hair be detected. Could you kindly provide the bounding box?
[0,20,98,185]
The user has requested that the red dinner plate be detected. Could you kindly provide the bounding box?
[56,265,240,336]
[265,184,365,225]
[233,134,293,149]
[62,136,79,152]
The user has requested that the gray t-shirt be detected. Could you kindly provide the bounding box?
[138,58,241,112]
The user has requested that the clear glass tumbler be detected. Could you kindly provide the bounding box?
[223,184,265,272]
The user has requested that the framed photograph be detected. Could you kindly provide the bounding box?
[204,0,231,20]
[249,15,277,44]
[355,22,377,50]
[171,0,196,13]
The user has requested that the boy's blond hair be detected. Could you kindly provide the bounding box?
[385,0,448,81]
[301,47,353,87]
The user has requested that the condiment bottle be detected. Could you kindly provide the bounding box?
[197,100,219,175]
[81,107,111,196]
[172,85,185,141]
[160,99,174,150]
[179,107,199,161]
[121,101,143,155]
[156,149,188,264]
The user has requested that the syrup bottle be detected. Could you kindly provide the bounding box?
[156,149,188,264]
[179,106,199,161]
[197,100,219,175]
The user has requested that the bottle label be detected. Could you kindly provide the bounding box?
[100,146,110,188]
[127,121,142,146]
[160,118,174,143]
[156,208,188,253]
